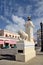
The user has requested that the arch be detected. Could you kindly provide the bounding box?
[5,34,8,37]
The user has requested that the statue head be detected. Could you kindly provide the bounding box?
[27,16,31,21]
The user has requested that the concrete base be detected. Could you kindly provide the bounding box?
[16,41,36,62]
[16,54,25,62]
[16,51,36,62]
[25,51,36,62]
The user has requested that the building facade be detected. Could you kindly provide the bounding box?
[0,30,20,48]
[0,30,20,39]
[37,29,41,46]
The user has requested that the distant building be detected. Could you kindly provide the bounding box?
[37,29,41,46]
[0,30,20,48]
[0,30,20,39]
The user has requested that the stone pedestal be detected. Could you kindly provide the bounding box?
[16,40,36,62]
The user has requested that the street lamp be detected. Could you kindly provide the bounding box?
[40,22,43,51]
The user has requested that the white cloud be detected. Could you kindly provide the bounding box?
[17,6,24,17]
[12,15,25,25]
[5,15,25,32]
[5,24,19,32]
[0,16,11,24]
[15,5,32,17]
[33,0,43,17]
[31,0,43,31]
[33,17,43,33]
[1,0,43,33]
[0,16,5,20]
[33,18,43,26]
[32,0,43,33]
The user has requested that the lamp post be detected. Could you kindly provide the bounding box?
[40,22,43,51]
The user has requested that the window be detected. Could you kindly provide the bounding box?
[18,50,23,53]
[14,44,17,48]
[5,43,9,46]
[4,43,9,48]
[9,35,11,37]
[5,34,8,37]
[10,44,12,48]
[0,44,3,49]
[10,44,16,48]
[12,35,14,37]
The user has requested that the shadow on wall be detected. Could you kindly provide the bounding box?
[0,54,16,61]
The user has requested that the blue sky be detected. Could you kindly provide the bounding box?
[0,0,43,33]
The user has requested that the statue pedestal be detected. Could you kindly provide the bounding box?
[16,40,36,62]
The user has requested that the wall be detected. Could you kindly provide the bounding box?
[0,30,20,40]
[0,30,4,36]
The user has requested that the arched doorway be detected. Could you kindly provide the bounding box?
[4,43,9,48]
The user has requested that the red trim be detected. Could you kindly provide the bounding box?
[4,40,16,44]
[0,40,4,44]
[0,40,4,41]
[0,39,16,44]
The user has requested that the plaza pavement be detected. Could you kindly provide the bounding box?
[0,55,43,65]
